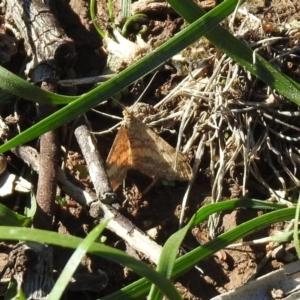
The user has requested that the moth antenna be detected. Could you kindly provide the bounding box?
[111,97,126,109]
[131,71,159,110]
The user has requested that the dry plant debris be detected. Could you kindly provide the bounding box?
[134,1,300,236]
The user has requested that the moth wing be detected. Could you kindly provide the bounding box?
[106,125,132,191]
[128,116,193,181]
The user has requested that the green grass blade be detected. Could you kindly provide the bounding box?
[0,226,181,300]
[149,215,196,299]
[173,207,296,276]
[190,198,286,225]
[149,198,286,299]
[294,193,300,258]
[4,280,18,300]
[0,0,241,153]
[90,0,105,37]
[103,200,289,299]
[168,0,300,106]
[121,0,131,18]
[48,220,109,300]
[0,203,31,227]
[0,89,17,106]
[0,66,76,104]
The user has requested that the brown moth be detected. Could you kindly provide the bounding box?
[106,109,193,191]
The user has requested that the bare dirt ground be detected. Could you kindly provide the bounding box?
[1,0,300,299]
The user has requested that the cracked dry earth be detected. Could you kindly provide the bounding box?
[0,0,300,299]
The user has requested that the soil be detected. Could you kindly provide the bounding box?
[1,0,300,299]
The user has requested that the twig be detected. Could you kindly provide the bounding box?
[12,146,163,264]
[11,146,97,206]
[89,201,163,264]
[73,115,164,263]
[34,100,59,230]
[74,116,117,204]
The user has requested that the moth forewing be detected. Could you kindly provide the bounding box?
[106,126,131,190]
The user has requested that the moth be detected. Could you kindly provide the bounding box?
[106,109,193,191]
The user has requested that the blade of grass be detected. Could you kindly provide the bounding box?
[0,200,289,300]
[4,280,18,300]
[0,89,17,106]
[103,200,290,300]
[168,0,300,106]
[149,216,196,299]
[173,207,296,276]
[48,220,108,300]
[294,192,300,258]
[121,0,131,18]
[149,198,287,299]
[2,0,300,153]
[0,203,31,227]
[0,226,181,300]
[90,0,105,37]
[0,0,243,153]
[0,66,76,104]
